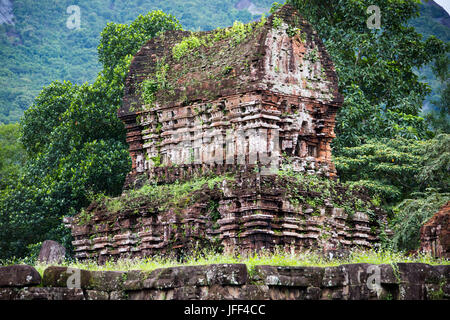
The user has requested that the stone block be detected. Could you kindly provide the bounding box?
[110,290,127,300]
[42,266,91,288]
[322,266,346,287]
[253,265,323,287]
[15,287,84,300]
[88,271,126,291]
[38,240,66,264]
[305,286,321,300]
[0,288,18,300]
[268,287,304,300]
[85,290,110,300]
[0,265,41,288]
[398,284,426,300]
[396,263,442,284]
[141,264,248,290]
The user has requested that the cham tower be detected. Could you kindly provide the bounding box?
[67,5,389,263]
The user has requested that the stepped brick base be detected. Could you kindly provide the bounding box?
[66,173,386,263]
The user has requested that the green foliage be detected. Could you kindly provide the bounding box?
[391,191,450,251]
[286,25,302,37]
[0,10,181,260]
[141,59,171,107]
[227,20,256,44]
[20,81,79,155]
[410,1,450,110]
[335,134,449,204]
[335,137,429,203]
[7,247,447,277]
[270,2,286,14]
[272,15,284,29]
[172,19,262,61]
[98,11,181,75]
[103,175,233,215]
[417,133,450,190]
[0,123,26,189]
[335,134,450,251]
[425,52,450,133]
[172,34,206,60]
[289,0,447,150]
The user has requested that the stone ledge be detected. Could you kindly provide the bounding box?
[42,266,126,292]
[0,263,448,300]
[0,265,41,288]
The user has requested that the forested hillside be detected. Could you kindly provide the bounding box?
[0,0,273,124]
[0,0,448,124]
[410,1,450,107]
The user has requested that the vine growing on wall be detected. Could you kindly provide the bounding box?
[141,59,172,108]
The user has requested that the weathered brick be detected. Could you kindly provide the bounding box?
[0,265,41,288]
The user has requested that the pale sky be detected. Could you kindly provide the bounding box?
[433,0,450,15]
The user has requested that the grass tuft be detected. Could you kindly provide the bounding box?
[12,247,448,278]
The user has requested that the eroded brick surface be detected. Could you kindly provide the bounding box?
[420,201,450,259]
[120,5,343,186]
[67,5,387,262]
[66,173,386,261]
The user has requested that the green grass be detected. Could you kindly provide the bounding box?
[97,174,233,215]
[21,248,449,278]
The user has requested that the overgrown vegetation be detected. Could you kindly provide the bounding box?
[171,17,267,61]
[334,135,449,203]
[0,123,26,189]
[2,247,447,278]
[334,134,449,251]
[277,168,380,222]
[0,1,449,261]
[96,175,234,216]
[140,59,171,107]
[391,191,450,251]
[0,11,182,260]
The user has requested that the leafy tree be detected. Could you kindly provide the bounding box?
[335,134,449,250]
[0,10,182,260]
[425,53,450,133]
[335,134,449,202]
[20,81,79,156]
[417,133,450,191]
[289,0,447,150]
[391,190,449,251]
[0,124,26,189]
[335,137,429,204]
[98,10,182,76]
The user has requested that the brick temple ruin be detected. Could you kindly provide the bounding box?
[420,201,450,259]
[120,4,343,186]
[67,5,389,262]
